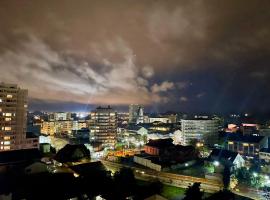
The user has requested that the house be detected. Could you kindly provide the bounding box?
[134,138,198,171]
[0,148,41,169]
[259,148,270,163]
[54,144,90,165]
[225,134,268,157]
[173,130,184,145]
[24,161,48,174]
[126,125,148,136]
[207,149,245,172]
[144,138,174,156]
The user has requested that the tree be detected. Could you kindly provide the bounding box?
[204,162,215,173]
[183,182,203,200]
[113,167,136,199]
[223,166,230,190]
[229,175,238,190]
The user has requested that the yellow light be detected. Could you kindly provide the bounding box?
[243,143,249,146]
[5,118,11,121]
[228,142,234,145]
[6,94,12,98]
[4,127,11,131]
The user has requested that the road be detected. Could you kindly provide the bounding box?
[101,160,223,193]
[101,160,264,200]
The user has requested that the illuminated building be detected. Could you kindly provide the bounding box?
[149,117,171,123]
[259,148,270,163]
[129,104,144,124]
[41,120,88,135]
[181,118,219,145]
[225,135,268,156]
[49,112,72,121]
[0,83,38,151]
[90,106,117,147]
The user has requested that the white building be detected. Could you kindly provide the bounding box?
[129,104,144,124]
[173,130,184,145]
[149,117,171,124]
[181,119,219,145]
[259,148,270,163]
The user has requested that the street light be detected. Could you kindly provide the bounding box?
[253,172,258,177]
[213,161,220,167]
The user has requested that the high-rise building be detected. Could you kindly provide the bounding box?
[0,83,38,151]
[90,106,117,147]
[129,104,144,124]
[181,118,219,145]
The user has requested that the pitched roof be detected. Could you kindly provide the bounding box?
[260,148,270,153]
[144,194,168,200]
[54,144,90,163]
[145,138,174,148]
[69,161,106,176]
[0,148,41,165]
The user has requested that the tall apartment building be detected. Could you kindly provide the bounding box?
[181,119,219,145]
[0,83,38,151]
[90,106,117,147]
[129,104,144,124]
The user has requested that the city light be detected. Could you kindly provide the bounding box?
[213,161,220,167]
[253,172,258,177]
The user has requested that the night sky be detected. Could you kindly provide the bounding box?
[0,0,270,114]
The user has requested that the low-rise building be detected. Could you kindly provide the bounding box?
[144,138,174,156]
[134,138,198,171]
[206,149,245,172]
[259,148,270,163]
[225,134,268,157]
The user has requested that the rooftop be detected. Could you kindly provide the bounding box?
[145,138,174,148]
[226,134,265,143]
[209,149,239,163]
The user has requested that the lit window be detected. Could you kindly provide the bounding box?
[243,143,249,146]
[0,99,2,103]
[0,108,2,112]
[228,141,234,144]
[4,136,10,140]
[4,141,10,145]
[5,118,11,121]
[6,94,12,98]
[4,127,11,131]
[24,104,28,108]
[5,113,12,117]
[4,146,10,150]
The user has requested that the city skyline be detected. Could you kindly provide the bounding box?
[0,0,270,114]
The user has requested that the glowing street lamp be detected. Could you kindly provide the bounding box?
[213,161,220,167]
[253,172,258,177]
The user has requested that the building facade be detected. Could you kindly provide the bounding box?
[90,106,117,147]
[129,104,144,124]
[181,119,219,145]
[0,83,38,151]
[226,135,268,157]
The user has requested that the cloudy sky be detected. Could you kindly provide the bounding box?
[0,0,269,113]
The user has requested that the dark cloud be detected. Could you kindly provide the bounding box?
[0,0,269,113]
